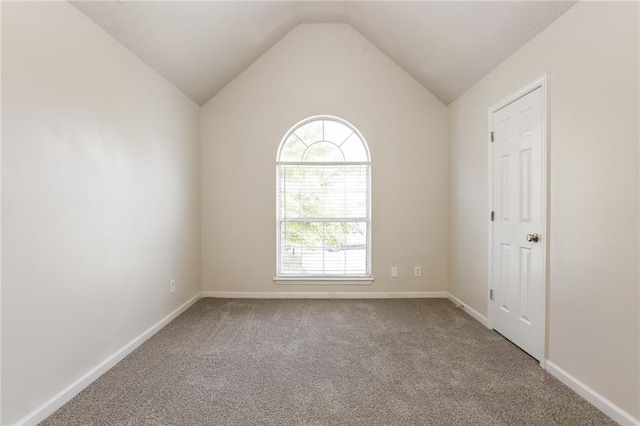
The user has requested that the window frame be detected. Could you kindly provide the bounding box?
[274,115,373,284]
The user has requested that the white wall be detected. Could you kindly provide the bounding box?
[201,24,448,295]
[0,1,4,423]
[448,1,639,419]
[1,3,201,424]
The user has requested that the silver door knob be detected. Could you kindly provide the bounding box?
[526,233,540,243]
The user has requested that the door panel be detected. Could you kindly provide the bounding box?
[491,87,543,361]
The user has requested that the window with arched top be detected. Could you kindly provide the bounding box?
[276,116,371,279]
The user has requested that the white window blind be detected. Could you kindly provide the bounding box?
[276,117,371,278]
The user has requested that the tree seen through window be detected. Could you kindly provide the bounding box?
[276,116,371,277]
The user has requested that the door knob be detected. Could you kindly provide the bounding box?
[526,233,540,243]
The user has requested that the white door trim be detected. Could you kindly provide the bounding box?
[487,74,549,368]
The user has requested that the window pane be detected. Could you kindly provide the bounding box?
[277,116,370,278]
[294,120,323,146]
[278,118,368,163]
[302,142,344,162]
[280,221,367,276]
[324,120,353,146]
[279,134,307,161]
[340,133,368,161]
[278,165,368,219]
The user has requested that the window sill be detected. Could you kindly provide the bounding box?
[273,277,374,285]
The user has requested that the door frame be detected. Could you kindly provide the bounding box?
[487,74,549,367]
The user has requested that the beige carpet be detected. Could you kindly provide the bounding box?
[41,298,615,425]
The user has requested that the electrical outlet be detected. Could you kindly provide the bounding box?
[170,279,176,293]
[414,266,421,277]
[391,267,398,278]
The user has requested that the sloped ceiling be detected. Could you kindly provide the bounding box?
[71,1,575,106]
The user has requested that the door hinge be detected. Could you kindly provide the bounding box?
[490,289,494,300]
[490,131,494,142]
[490,211,495,221]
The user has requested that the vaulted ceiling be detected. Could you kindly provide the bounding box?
[71,1,575,106]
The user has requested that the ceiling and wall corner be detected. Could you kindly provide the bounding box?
[447,1,639,420]
[70,1,576,106]
[200,23,449,295]
[2,2,201,423]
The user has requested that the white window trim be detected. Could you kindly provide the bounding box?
[273,277,374,285]
[276,115,372,280]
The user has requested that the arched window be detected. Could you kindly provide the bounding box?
[276,116,371,279]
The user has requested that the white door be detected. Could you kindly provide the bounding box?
[491,86,544,361]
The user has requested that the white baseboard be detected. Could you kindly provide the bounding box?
[545,361,639,426]
[14,292,202,426]
[440,296,638,426]
[445,293,489,328]
[202,291,449,299]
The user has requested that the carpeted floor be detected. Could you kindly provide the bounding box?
[41,298,615,425]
